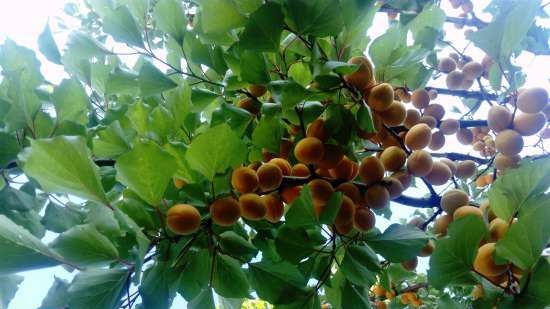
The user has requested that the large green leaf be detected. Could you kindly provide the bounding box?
[366,224,428,262]
[283,0,344,37]
[341,280,371,309]
[0,215,61,274]
[249,260,308,305]
[19,136,108,205]
[368,26,400,68]
[240,50,270,84]
[268,80,309,110]
[340,245,379,287]
[489,157,550,221]
[0,133,20,167]
[275,226,316,264]
[212,254,250,298]
[185,124,247,180]
[52,78,89,125]
[38,22,61,64]
[196,0,246,34]
[428,216,487,289]
[285,186,318,228]
[138,61,178,97]
[51,224,119,267]
[0,274,23,309]
[115,141,177,205]
[103,5,144,48]
[41,202,85,233]
[153,0,187,43]
[139,262,178,309]
[252,115,284,153]
[188,288,215,309]
[496,194,550,270]
[68,268,129,309]
[240,2,284,52]
[38,277,69,309]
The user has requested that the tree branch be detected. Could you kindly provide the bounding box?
[430,152,490,164]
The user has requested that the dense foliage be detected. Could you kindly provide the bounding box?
[0,0,549,308]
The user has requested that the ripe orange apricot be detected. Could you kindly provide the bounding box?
[309,179,334,204]
[456,128,474,145]
[455,160,476,179]
[418,240,434,257]
[403,109,421,129]
[368,83,394,112]
[440,158,457,175]
[317,144,344,169]
[439,119,460,135]
[281,186,302,204]
[372,285,386,297]
[335,196,356,225]
[279,139,293,159]
[391,171,412,189]
[405,123,432,150]
[424,103,445,121]
[474,243,508,277]
[231,166,259,193]
[306,118,328,141]
[384,177,404,199]
[495,129,524,156]
[419,115,437,129]
[329,156,359,180]
[453,205,483,220]
[239,193,267,220]
[354,207,376,232]
[462,61,484,80]
[438,57,457,73]
[167,204,202,235]
[446,70,464,90]
[173,177,186,189]
[433,214,453,235]
[379,101,407,126]
[401,257,418,271]
[262,194,284,223]
[411,89,430,109]
[334,220,354,235]
[257,163,283,191]
[365,184,390,209]
[344,56,375,90]
[407,150,434,177]
[441,189,470,215]
[424,161,452,185]
[480,200,497,222]
[516,87,548,114]
[487,105,512,132]
[336,182,361,203]
[237,97,261,115]
[294,137,324,164]
[210,197,241,226]
[494,153,520,171]
[379,146,407,172]
[291,163,311,177]
[269,158,292,176]
[513,112,547,136]
[429,130,445,151]
[489,218,509,241]
[248,84,267,97]
[358,156,385,185]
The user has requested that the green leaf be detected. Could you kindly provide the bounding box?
[240,2,284,52]
[496,194,550,270]
[0,274,23,309]
[218,296,244,309]
[341,280,371,309]
[288,62,313,87]
[0,133,20,167]
[428,216,487,289]
[212,254,250,298]
[356,105,375,133]
[269,80,309,110]
[65,31,109,58]
[50,224,119,267]
[249,260,308,305]
[103,5,144,47]
[252,115,284,153]
[340,245,379,287]
[188,288,215,309]
[218,231,258,259]
[38,22,61,64]
[275,226,316,264]
[240,50,270,84]
[139,262,178,309]
[408,5,445,40]
[283,0,344,37]
[138,61,178,97]
[41,202,85,233]
[115,141,177,205]
[68,268,129,309]
[52,78,89,125]
[368,26,400,68]
[367,224,428,262]
[19,136,108,205]
[318,192,342,225]
[186,124,247,180]
[178,249,211,301]
[92,121,130,158]
[38,277,69,309]
[285,186,318,227]
[0,215,61,274]
[437,295,465,309]
[489,157,550,221]
[153,0,187,43]
[191,88,219,112]
[105,68,139,95]
[197,0,246,34]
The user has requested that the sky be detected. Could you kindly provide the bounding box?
[0,1,549,309]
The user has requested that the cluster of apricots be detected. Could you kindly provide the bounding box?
[429,188,525,288]
[438,54,486,90]
[370,284,423,308]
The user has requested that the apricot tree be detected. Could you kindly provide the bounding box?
[0,0,549,308]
